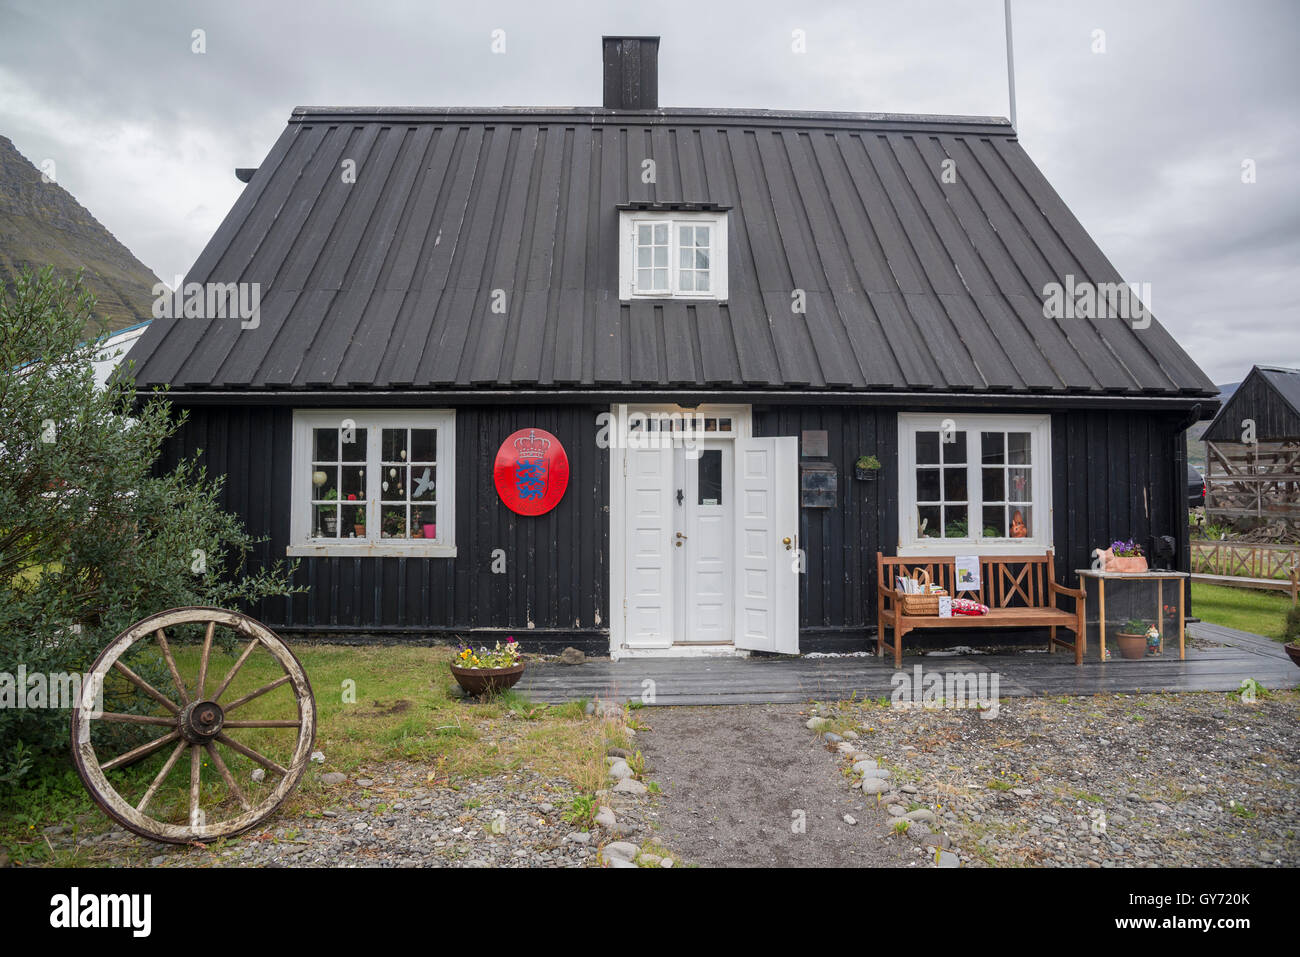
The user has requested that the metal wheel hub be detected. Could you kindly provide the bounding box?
[180,700,224,743]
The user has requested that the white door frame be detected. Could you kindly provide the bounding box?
[610,404,764,658]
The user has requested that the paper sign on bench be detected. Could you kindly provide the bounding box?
[938,596,953,618]
[955,555,981,591]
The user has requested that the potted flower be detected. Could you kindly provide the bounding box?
[1104,539,1148,573]
[320,488,338,535]
[855,454,882,481]
[346,493,366,537]
[1114,618,1149,660]
[449,637,525,695]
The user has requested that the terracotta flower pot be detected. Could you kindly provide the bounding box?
[449,662,525,695]
[1106,555,1148,574]
[1115,632,1148,660]
[1285,643,1300,669]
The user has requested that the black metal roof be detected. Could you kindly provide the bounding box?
[1202,365,1300,441]
[127,106,1216,398]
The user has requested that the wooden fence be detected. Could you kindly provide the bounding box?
[1190,541,1298,580]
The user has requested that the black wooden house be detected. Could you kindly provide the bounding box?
[128,37,1218,657]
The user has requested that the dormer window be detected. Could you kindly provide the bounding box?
[619,209,728,300]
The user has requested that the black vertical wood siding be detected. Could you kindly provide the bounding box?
[158,403,609,648]
[159,400,1188,653]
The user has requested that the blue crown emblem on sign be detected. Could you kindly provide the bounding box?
[514,430,550,500]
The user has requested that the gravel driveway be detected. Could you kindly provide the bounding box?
[637,704,915,868]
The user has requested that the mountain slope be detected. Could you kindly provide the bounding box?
[0,134,161,333]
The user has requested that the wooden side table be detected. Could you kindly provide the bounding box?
[1074,570,1187,661]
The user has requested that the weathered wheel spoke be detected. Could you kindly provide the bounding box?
[111,660,179,714]
[223,674,292,714]
[216,732,288,776]
[189,745,202,826]
[223,720,301,728]
[101,730,181,773]
[205,742,251,812]
[154,628,190,706]
[96,712,177,727]
[196,620,216,699]
[136,740,187,813]
[211,638,260,701]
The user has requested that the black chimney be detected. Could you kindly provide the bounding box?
[602,36,659,110]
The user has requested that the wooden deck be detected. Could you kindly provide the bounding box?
[516,623,1299,706]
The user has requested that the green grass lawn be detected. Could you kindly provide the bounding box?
[1,643,625,866]
[1191,582,1296,641]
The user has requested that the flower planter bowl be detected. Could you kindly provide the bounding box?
[1285,643,1300,669]
[1115,632,1148,660]
[1106,556,1148,574]
[449,662,525,696]
[855,467,879,481]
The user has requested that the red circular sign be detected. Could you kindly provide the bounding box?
[494,428,569,516]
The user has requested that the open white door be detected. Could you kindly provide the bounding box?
[734,436,799,653]
[624,445,675,648]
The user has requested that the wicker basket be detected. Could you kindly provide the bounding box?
[897,568,948,616]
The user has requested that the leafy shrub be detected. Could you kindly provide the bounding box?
[0,268,300,786]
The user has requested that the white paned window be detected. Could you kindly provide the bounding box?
[897,413,1051,554]
[619,210,728,300]
[289,410,456,557]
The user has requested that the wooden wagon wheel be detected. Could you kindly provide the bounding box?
[70,607,316,844]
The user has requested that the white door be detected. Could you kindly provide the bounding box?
[674,442,733,643]
[624,445,675,648]
[734,436,799,654]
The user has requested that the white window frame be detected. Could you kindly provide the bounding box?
[289,409,457,558]
[618,210,728,301]
[897,412,1052,556]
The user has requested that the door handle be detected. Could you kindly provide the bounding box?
[676,532,688,540]
[783,536,794,550]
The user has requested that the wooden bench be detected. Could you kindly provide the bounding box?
[876,551,1086,667]
[1189,568,1298,605]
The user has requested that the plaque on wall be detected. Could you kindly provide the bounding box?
[801,430,829,458]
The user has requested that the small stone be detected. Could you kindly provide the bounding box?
[921,832,952,850]
[537,803,555,814]
[565,832,591,844]
[806,717,830,731]
[843,730,859,740]
[150,855,167,866]
[1257,849,1274,863]
[1041,814,1060,826]
[310,751,325,764]
[1012,788,1033,797]
[612,778,648,796]
[607,747,630,758]
[900,785,919,795]
[251,769,266,784]
[936,850,960,868]
[319,772,346,786]
[602,841,639,863]
[594,806,617,829]
[887,804,906,817]
[860,779,888,795]
[852,759,878,771]
[660,857,674,868]
[904,809,937,826]
[639,853,662,866]
[607,760,632,781]
[322,810,338,818]
[843,815,857,826]
[584,702,596,715]
[559,647,586,665]
[356,778,375,788]
[606,856,637,868]
[860,768,891,780]
[823,732,844,744]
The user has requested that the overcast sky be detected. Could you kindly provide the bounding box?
[1,0,1296,384]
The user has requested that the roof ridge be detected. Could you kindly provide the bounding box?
[288,106,1015,134]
